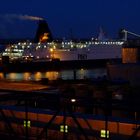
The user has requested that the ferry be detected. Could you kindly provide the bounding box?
[1,20,124,71]
[2,40,123,62]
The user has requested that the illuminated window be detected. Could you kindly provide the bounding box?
[100,130,109,138]
[24,120,31,128]
[60,125,68,133]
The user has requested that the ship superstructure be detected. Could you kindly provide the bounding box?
[2,40,124,62]
[2,20,124,63]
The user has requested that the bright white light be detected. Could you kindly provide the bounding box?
[71,99,76,103]
[71,45,73,48]
[95,42,99,45]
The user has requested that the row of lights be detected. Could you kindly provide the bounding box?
[13,41,124,51]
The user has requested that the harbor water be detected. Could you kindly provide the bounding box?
[0,68,106,81]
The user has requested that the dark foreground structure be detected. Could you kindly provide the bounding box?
[0,81,140,140]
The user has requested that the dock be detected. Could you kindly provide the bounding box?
[0,80,49,91]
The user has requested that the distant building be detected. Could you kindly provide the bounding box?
[107,40,140,85]
[122,40,140,63]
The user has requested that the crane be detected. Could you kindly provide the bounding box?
[122,29,140,41]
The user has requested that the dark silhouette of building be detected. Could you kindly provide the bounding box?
[34,20,53,43]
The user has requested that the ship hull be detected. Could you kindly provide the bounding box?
[2,58,121,72]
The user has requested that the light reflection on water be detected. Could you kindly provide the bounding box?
[0,68,106,81]
[23,72,31,80]
[0,73,4,79]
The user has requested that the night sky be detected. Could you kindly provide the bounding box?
[0,0,140,39]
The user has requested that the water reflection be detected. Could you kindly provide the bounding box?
[0,68,106,81]
[0,73,4,79]
[60,70,74,80]
[23,72,31,80]
[77,68,86,79]
[45,72,59,80]
[34,72,42,81]
[6,73,24,81]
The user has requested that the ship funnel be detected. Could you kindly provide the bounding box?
[34,20,53,43]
